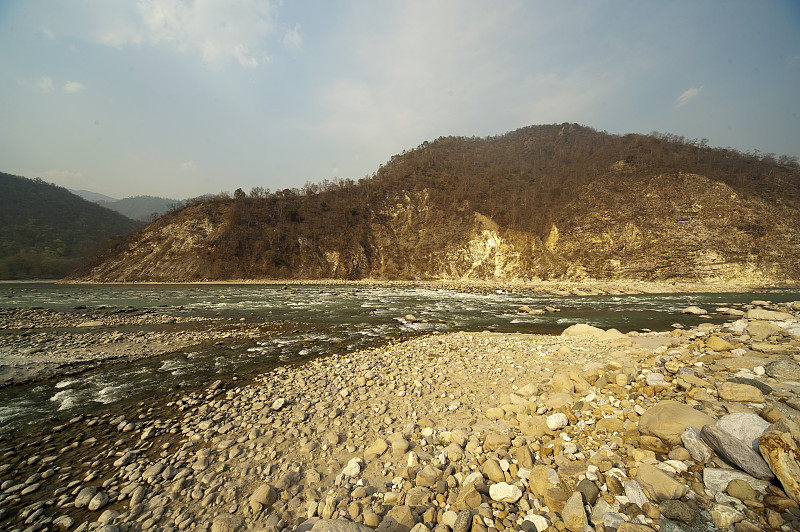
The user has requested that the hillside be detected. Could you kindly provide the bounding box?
[0,173,141,279]
[67,124,800,285]
[71,190,179,222]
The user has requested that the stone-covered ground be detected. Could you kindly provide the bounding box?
[1,301,800,531]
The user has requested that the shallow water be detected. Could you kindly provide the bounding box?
[1,282,798,436]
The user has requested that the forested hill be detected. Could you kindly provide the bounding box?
[68,124,800,285]
[0,173,141,279]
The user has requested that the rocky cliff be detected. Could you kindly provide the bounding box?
[67,124,800,285]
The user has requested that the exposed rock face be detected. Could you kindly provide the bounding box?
[66,125,800,284]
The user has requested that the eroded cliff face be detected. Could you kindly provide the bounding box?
[71,171,800,285]
[548,172,800,285]
[75,204,227,282]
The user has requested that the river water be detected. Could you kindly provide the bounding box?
[1,283,799,437]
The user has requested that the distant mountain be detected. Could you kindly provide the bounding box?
[1,173,141,279]
[71,190,179,222]
[68,124,800,286]
[97,196,179,222]
[70,189,118,203]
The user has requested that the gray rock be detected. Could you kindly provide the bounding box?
[727,376,772,394]
[659,500,695,524]
[715,413,770,452]
[700,424,774,480]
[576,478,599,506]
[702,468,771,494]
[88,490,109,511]
[622,480,647,507]
[211,513,244,532]
[766,359,800,381]
[74,486,97,508]
[603,512,626,530]
[453,509,472,532]
[52,515,74,531]
[681,425,714,463]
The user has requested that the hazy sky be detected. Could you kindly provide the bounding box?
[1,1,799,200]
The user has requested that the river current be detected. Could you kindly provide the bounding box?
[1,283,799,436]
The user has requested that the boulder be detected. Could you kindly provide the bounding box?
[659,500,695,524]
[249,483,279,513]
[414,465,442,488]
[638,401,715,446]
[717,381,765,402]
[766,359,800,381]
[561,323,605,337]
[365,438,389,460]
[745,320,781,340]
[453,483,482,510]
[700,425,774,480]
[759,418,800,504]
[562,491,588,532]
[546,412,568,430]
[212,514,245,532]
[552,372,574,393]
[481,458,505,483]
[483,432,512,451]
[635,463,688,501]
[489,482,523,503]
[745,308,794,321]
[377,506,417,532]
[702,468,771,494]
[706,336,735,351]
[681,306,707,315]
[715,413,770,452]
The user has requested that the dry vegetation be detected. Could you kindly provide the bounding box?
[68,124,800,283]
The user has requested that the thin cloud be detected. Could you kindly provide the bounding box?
[63,80,85,93]
[676,85,704,107]
[135,0,276,68]
[180,161,196,172]
[36,76,54,93]
[283,24,303,52]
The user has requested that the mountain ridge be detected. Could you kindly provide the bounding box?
[0,173,142,279]
[70,190,180,222]
[67,124,800,285]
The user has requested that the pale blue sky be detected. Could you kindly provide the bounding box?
[1,1,798,199]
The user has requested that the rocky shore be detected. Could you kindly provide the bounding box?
[62,278,797,297]
[1,299,800,531]
[0,306,276,386]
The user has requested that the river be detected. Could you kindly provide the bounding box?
[1,282,798,438]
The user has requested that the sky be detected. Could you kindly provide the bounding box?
[1,1,799,200]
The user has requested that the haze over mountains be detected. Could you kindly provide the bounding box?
[0,173,141,279]
[70,190,179,222]
[66,124,800,286]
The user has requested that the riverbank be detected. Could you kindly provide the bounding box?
[56,277,800,296]
[1,300,799,531]
[0,306,275,386]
